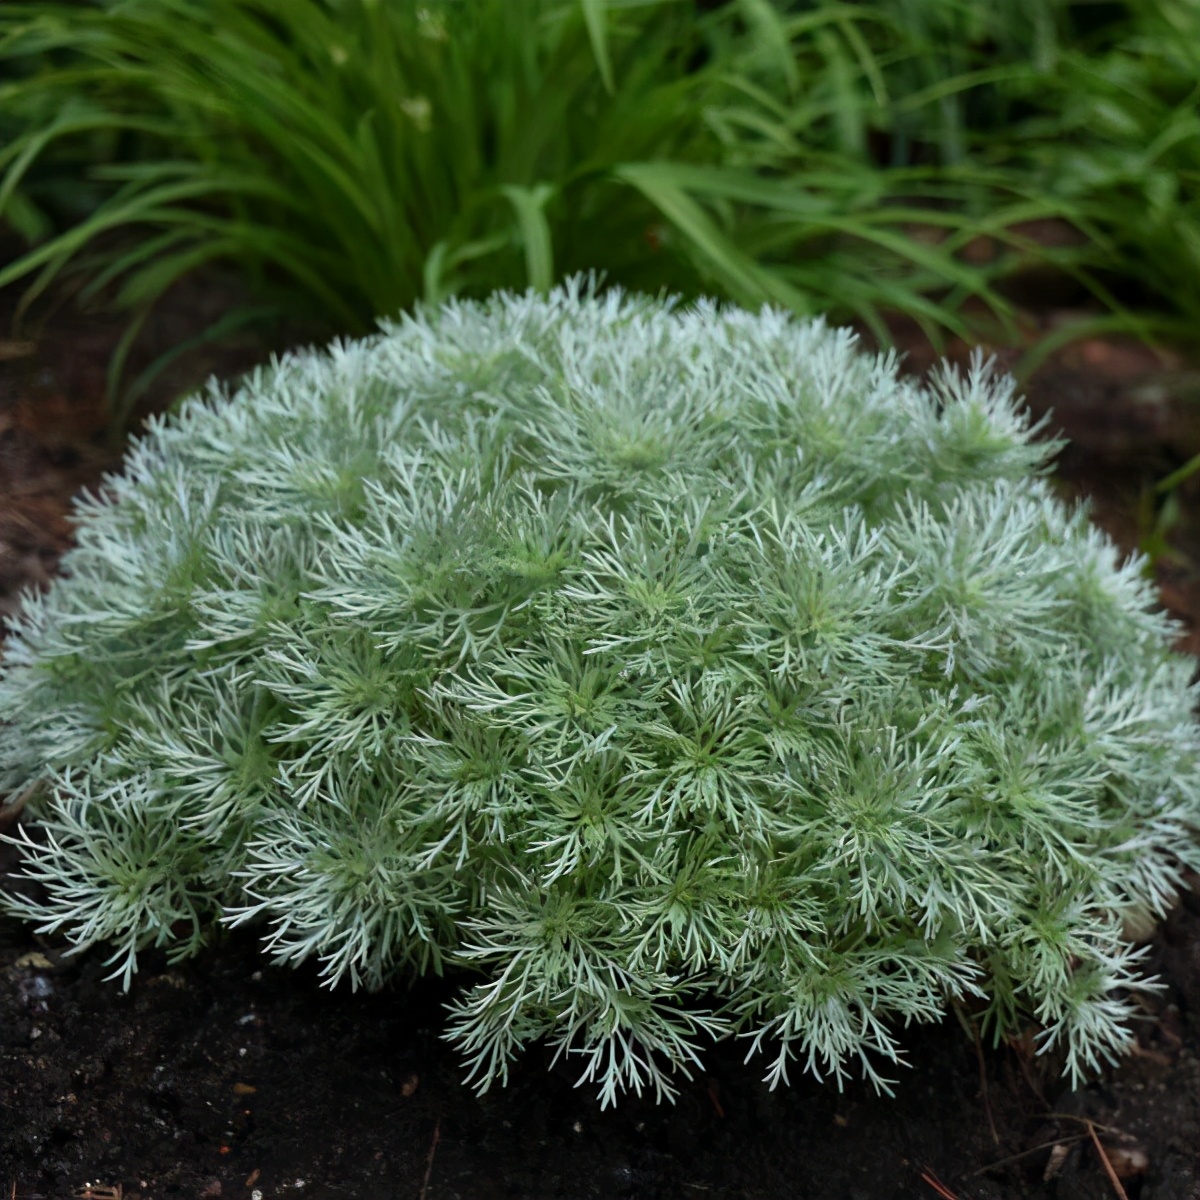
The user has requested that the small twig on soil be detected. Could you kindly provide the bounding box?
[1007,1034,1049,1107]
[0,780,42,833]
[418,1117,441,1200]
[972,1134,1088,1175]
[919,1169,961,1200]
[972,1023,1000,1145]
[1043,1114,1137,1141]
[1088,1122,1131,1200]
[1126,1042,1172,1066]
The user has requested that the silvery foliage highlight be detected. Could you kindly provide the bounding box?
[2,283,1198,1105]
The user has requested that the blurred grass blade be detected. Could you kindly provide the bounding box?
[616,161,812,312]
[580,0,615,94]
[422,233,511,306]
[502,183,557,294]
[110,304,282,429]
[737,0,800,94]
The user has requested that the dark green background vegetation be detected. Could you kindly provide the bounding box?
[2,0,1198,420]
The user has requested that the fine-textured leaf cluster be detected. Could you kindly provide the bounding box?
[3,284,1198,1104]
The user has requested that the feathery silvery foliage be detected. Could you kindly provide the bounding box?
[2,281,1198,1104]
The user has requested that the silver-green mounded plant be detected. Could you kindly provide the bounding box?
[2,282,1198,1104]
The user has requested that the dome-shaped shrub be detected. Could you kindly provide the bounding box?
[2,284,1198,1104]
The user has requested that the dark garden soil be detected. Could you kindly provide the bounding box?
[1,286,1199,1200]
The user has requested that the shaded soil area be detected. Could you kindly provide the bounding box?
[2,289,1199,1199]
[0,891,1197,1200]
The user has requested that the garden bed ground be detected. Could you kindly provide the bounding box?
[1,287,1199,1200]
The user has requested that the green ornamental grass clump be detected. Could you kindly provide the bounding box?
[2,284,1198,1104]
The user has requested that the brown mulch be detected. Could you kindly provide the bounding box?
[1,289,1199,1200]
